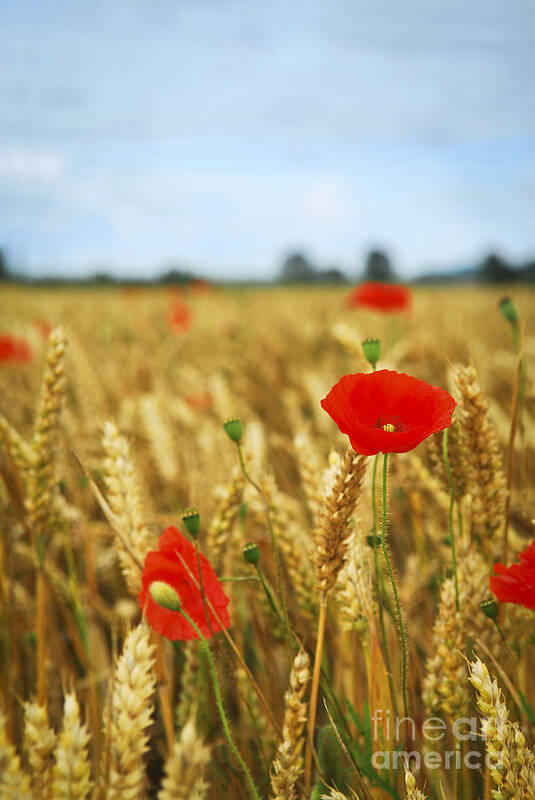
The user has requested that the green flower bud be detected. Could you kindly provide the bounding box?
[366,534,382,548]
[223,416,243,443]
[362,337,381,369]
[181,507,201,537]
[242,542,260,565]
[498,296,518,325]
[149,581,181,611]
[480,598,498,620]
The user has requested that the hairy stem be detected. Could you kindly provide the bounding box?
[371,453,398,716]
[443,428,459,610]
[178,608,263,800]
[380,453,409,724]
[502,353,522,565]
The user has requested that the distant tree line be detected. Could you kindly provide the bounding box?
[1,246,534,285]
[279,248,535,285]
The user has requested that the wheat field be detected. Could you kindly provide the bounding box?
[0,283,534,800]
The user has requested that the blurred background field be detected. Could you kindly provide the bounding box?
[1,281,533,525]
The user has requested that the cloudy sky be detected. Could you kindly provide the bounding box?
[1,0,534,279]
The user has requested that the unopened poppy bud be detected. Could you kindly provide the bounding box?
[223,416,243,443]
[181,507,201,537]
[242,542,260,565]
[480,598,498,620]
[498,296,518,325]
[362,337,381,369]
[149,581,181,611]
[366,534,382,548]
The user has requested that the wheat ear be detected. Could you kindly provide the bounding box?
[23,701,57,799]
[0,709,32,799]
[313,448,368,595]
[321,791,351,800]
[25,326,67,533]
[158,717,211,800]
[405,769,428,800]
[469,657,535,799]
[51,692,92,800]
[102,421,153,593]
[270,649,310,800]
[306,449,367,792]
[451,363,507,551]
[103,624,156,800]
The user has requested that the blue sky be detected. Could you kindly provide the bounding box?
[1,0,534,279]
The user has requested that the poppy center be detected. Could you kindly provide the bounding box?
[376,415,403,433]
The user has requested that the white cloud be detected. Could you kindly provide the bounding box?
[0,148,65,182]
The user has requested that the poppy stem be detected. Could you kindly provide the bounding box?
[442,428,460,611]
[502,350,523,565]
[371,453,398,716]
[172,546,282,738]
[236,443,289,632]
[177,608,263,800]
[194,539,216,638]
[253,563,284,625]
[304,591,327,795]
[379,453,409,725]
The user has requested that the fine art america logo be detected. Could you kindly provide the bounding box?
[371,709,498,771]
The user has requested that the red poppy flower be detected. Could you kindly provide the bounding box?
[35,320,52,339]
[166,285,184,297]
[185,391,213,410]
[168,300,192,333]
[346,282,411,312]
[121,285,143,300]
[190,278,211,294]
[0,335,32,364]
[490,541,535,610]
[321,369,456,455]
[138,526,230,640]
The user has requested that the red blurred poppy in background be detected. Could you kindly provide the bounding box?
[346,281,411,312]
[166,285,185,297]
[167,300,192,333]
[35,320,52,339]
[0,335,33,364]
[490,540,535,610]
[185,391,213,410]
[121,285,144,300]
[190,278,211,294]
[138,526,230,640]
[321,369,455,455]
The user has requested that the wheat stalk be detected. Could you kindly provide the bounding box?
[206,473,244,571]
